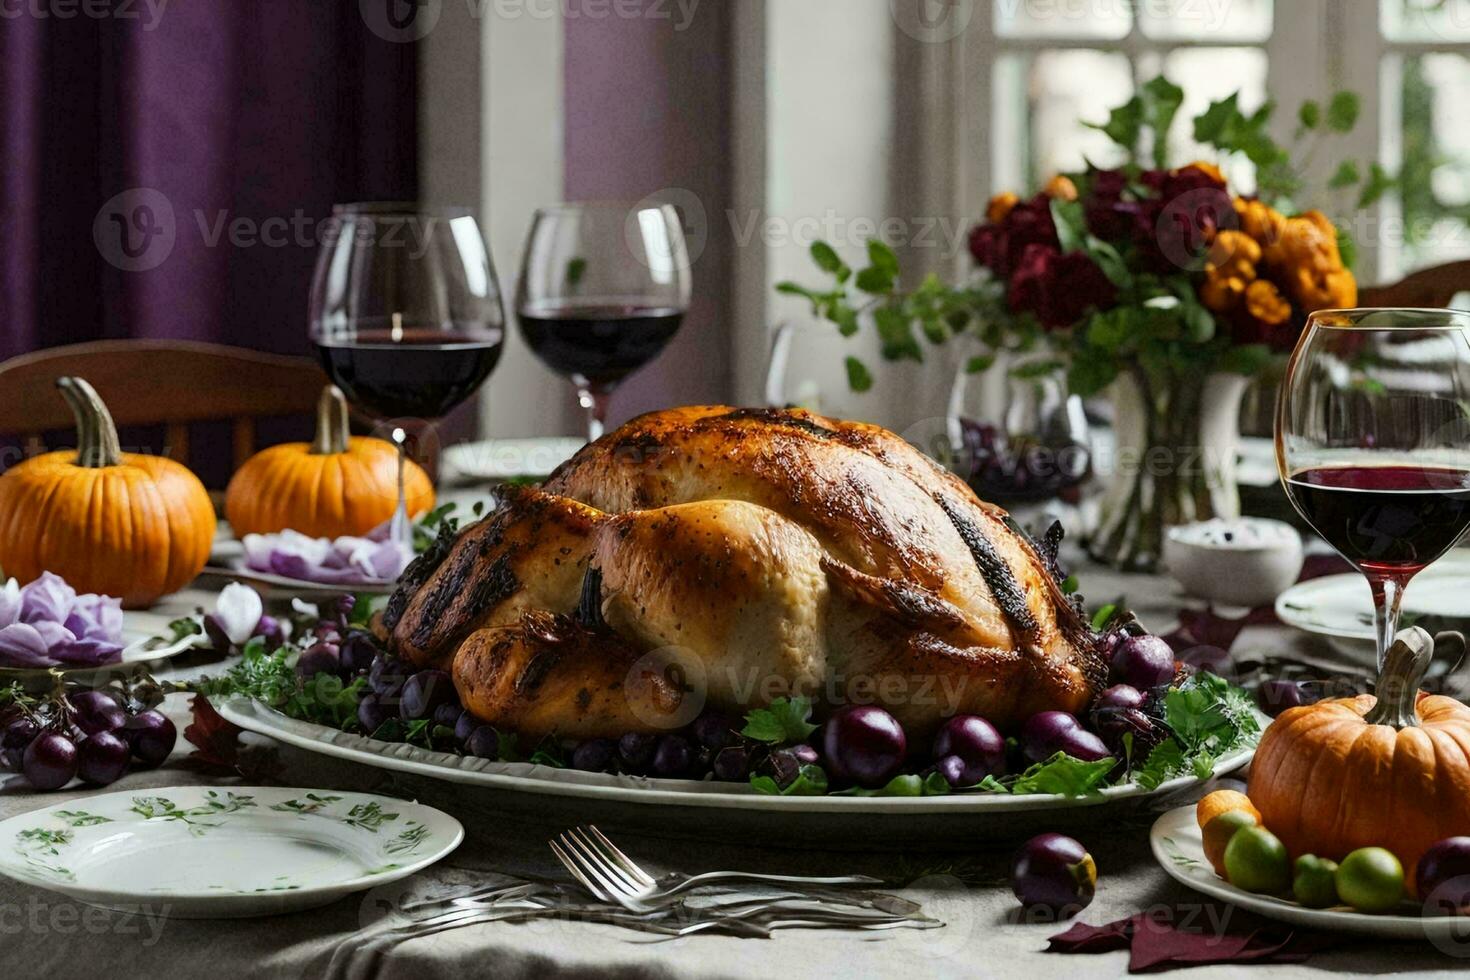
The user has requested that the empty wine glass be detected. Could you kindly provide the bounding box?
[1277,308,1470,669]
[310,204,505,549]
[515,203,692,441]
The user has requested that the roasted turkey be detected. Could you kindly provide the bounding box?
[382,406,1106,740]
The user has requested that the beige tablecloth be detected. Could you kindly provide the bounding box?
[1,562,1465,979]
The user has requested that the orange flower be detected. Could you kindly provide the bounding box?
[1201,273,1246,314]
[1043,175,1079,202]
[987,192,1020,224]
[1235,198,1287,248]
[1206,230,1261,282]
[1245,279,1291,326]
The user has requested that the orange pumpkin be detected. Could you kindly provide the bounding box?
[1248,628,1470,886]
[224,385,434,539]
[0,377,216,608]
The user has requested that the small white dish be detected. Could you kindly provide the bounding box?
[1164,518,1305,608]
[1151,805,1470,942]
[443,436,583,483]
[0,786,462,918]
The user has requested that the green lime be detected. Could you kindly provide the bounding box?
[1292,854,1340,908]
[1203,810,1259,876]
[1336,847,1404,913]
[1223,826,1291,894]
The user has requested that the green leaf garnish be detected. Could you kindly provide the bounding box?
[740,696,818,745]
[750,764,828,796]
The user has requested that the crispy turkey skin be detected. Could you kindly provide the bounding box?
[385,406,1105,739]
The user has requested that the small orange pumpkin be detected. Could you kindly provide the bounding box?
[224,385,434,539]
[0,377,216,608]
[1248,628,1470,885]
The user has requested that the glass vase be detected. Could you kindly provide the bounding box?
[1089,369,1249,572]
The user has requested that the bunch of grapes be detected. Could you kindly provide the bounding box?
[0,686,177,792]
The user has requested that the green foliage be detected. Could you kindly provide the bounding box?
[977,753,1116,797]
[740,696,819,745]
[750,764,829,796]
[1134,672,1261,790]
[198,637,366,729]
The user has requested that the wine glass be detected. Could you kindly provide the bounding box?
[309,204,505,549]
[1277,307,1470,669]
[515,203,692,440]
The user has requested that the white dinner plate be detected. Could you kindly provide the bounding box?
[443,437,583,483]
[0,786,462,918]
[1275,551,1470,656]
[1151,805,1470,943]
[219,698,1260,816]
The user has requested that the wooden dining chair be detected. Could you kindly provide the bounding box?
[0,340,327,472]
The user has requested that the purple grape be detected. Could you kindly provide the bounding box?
[369,656,408,698]
[1417,837,1470,911]
[339,631,378,675]
[76,731,130,786]
[465,726,499,760]
[935,754,969,788]
[712,745,751,781]
[932,715,1006,783]
[1020,711,1110,764]
[618,732,657,773]
[202,614,233,652]
[296,642,341,681]
[1257,679,1319,717]
[433,704,466,730]
[1110,635,1177,689]
[789,743,819,766]
[1093,684,1144,712]
[123,710,177,768]
[651,734,695,778]
[1012,833,1096,919]
[820,705,907,788]
[2,716,40,770]
[399,670,456,721]
[255,614,285,652]
[571,738,616,773]
[335,594,357,624]
[357,694,391,735]
[691,712,738,751]
[23,732,78,790]
[69,690,126,736]
[454,711,480,744]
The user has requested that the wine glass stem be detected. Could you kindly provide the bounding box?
[579,385,611,442]
[390,426,412,552]
[1368,572,1409,672]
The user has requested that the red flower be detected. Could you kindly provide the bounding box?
[968,194,1060,278]
[1006,244,1117,330]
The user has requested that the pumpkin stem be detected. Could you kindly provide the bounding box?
[1365,626,1435,729]
[55,377,121,468]
[311,385,352,455]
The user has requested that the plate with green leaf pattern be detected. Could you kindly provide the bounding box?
[0,786,462,918]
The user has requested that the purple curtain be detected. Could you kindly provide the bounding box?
[0,1,418,361]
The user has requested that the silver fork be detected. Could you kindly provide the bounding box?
[551,825,884,913]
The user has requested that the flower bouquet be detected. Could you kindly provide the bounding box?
[779,77,1385,570]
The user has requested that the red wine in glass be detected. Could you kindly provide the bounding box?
[315,326,504,421]
[1285,465,1470,576]
[517,304,684,390]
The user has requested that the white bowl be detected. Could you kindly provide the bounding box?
[1163,518,1305,608]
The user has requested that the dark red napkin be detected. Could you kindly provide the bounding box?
[1047,907,1335,972]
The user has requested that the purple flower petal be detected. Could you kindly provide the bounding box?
[70,593,123,642]
[0,579,20,629]
[242,529,409,585]
[19,572,76,626]
[0,623,58,668]
[48,636,123,667]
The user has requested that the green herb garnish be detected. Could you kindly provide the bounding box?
[740,696,819,745]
